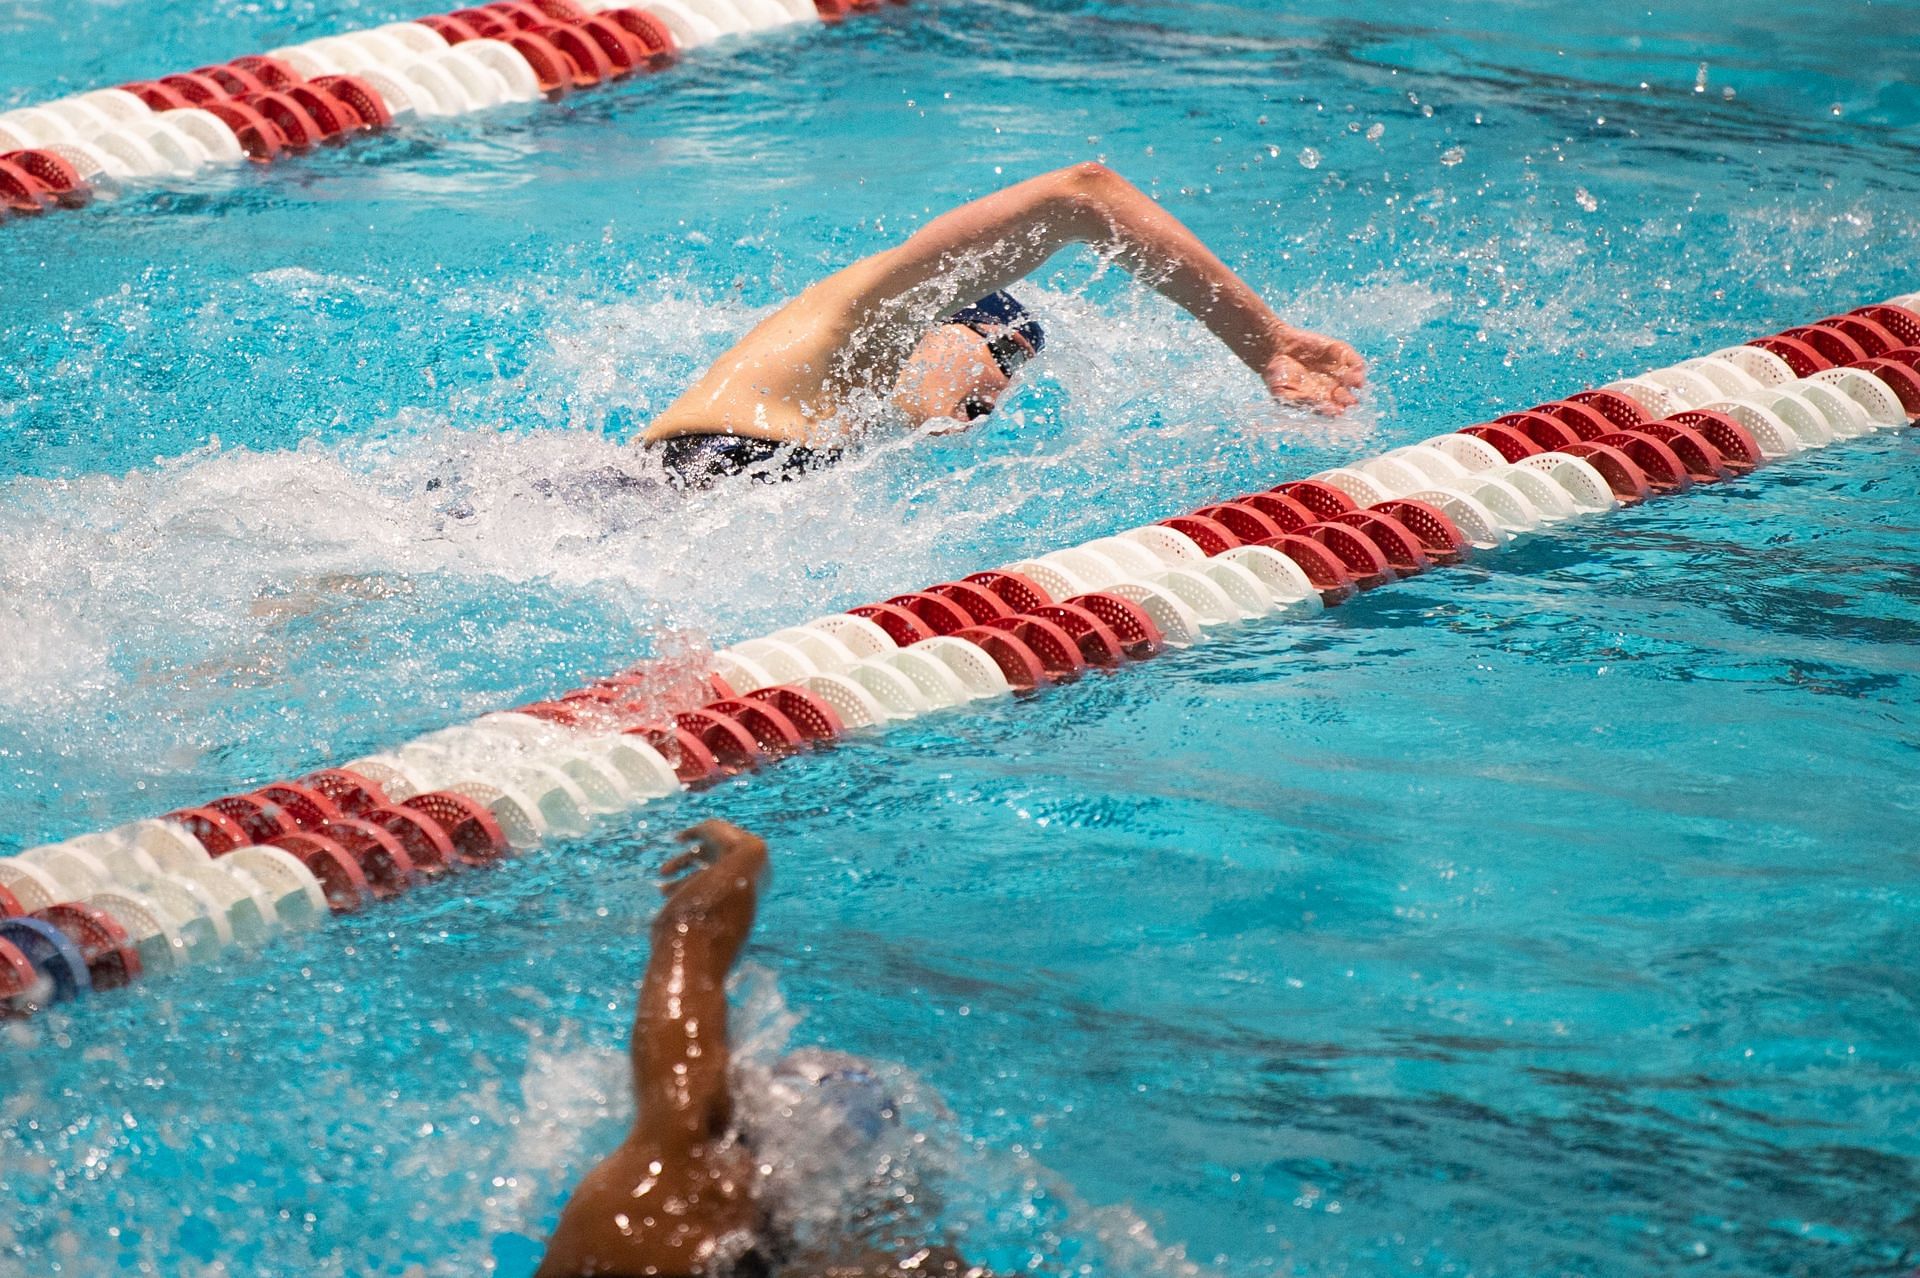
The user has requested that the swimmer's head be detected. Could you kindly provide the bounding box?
[893,291,1045,426]
[767,1050,897,1147]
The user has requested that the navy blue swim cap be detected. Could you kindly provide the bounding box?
[948,290,1045,376]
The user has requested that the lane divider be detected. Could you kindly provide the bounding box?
[3,294,1917,1015]
[0,0,899,221]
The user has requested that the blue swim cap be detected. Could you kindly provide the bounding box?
[770,1051,897,1145]
[949,290,1045,375]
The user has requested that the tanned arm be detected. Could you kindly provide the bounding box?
[629,819,768,1154]
[534,821,769,1278]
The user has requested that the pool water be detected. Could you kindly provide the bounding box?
[4,0,1919,1274]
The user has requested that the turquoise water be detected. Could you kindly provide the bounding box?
[3,0,1919,1273]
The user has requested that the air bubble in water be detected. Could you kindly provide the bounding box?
[1440,146,1465,166]
[1297,147,1320,169]
[1575,187,1598,212]
[1366,123,1384,141]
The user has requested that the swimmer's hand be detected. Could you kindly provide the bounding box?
[659,819,769,900]
[1264,326,1366,414]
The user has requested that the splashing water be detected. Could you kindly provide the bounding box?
[447,966,1209,1276]
[0,274,1385,840]
[730,968,1210,1277]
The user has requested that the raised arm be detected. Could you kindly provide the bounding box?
[627,820,768,1154]
[846,162,1365,411]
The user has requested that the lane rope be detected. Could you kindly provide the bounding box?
[3,294,1918,1014]
[0,0,898,220]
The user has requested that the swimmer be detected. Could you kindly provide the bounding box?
[643,161,1365,487]
[536,820,986,1278]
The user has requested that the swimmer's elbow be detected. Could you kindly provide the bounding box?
[1048,161,1135,230]
[1057,160,1121,193]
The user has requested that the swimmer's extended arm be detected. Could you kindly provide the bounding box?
[627,820,768,1154]
[846,162,1365,412]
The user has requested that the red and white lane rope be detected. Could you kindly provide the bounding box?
[0,0,893,220]
[3,296,1918,1013]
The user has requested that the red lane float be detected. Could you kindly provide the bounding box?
[1370,500,1468,564]
[1273,480,1356,519]
[747,686,843,740]
[36,903,141,991]
[164,805,250,856]
[1066,593,1163,657]
[0,160,52,214]
[276,832,373,911]
[1536,398,1618,439]
[1460,423,1542,461]
[1303,521,1395,590]
[850,602,935,645]
[980,615,1088,678]
[925,579,1014,623]
[1749,335,1830,376]
[318,817,419,896]
[952,627,1049,690]
[1618,421,1731,482]
[635,725,723,784]
[369,804,458,874]
[1028,603,1127,667]
[963,570,1052,613]
[1158,514,1239,555]
[1230,491,1316,531]
[1498,412,1581,451]
[1258,534,1358,603]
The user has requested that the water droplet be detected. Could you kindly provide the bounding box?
[1694,62,1709,93]
[1575,187,1598,212]
[1439,146,1465,167]
[1297,147,1320,170]
[1366,123,1385,141]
